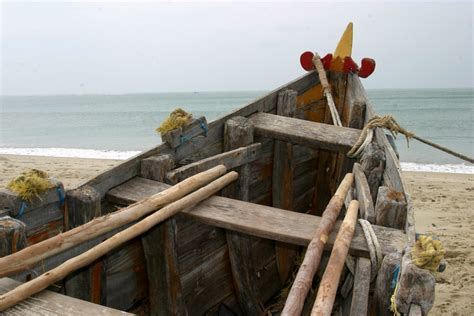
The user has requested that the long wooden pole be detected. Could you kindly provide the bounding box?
[311,200,360,316]
[312,53,342,127]
[0,165,227,278]
[0,171,238,311]
[282,173,354,316]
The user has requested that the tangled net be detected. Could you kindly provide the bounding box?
[156,108,193,135]
[7,169,54,202]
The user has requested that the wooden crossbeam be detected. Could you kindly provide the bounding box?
[106,177,406,257]
[166,143,261,184]
[249,112,361,152]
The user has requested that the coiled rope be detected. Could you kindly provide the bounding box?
[347,115,474,163]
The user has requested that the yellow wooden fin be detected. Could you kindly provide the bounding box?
[334,22,353,58]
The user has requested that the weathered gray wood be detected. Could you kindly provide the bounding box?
[139,154,187,316]
[353,163,375,223]
[161,117,208,148]
[142,220,187,316]
[350,257,371,316]
[375,186,407,230]
[0,278,131,315]
[222,116,263,315]
[250,112,361,152]
[140,154,175,181]
[375,252,402,316]
[359,142,386,203]
[65,185,102,302]
[166,143,261,184]
[0,216,27,257]
[106,177,407,257]
[394,252,435,315]
[273,89,298,284]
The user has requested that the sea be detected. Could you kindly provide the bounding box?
[1,88,473,174]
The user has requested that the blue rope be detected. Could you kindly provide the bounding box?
[199,118,208,136]
[391,264,400,290]
[56,186,65,206]
[16,201,27,219]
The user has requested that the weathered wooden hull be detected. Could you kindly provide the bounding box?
[0,70,419,315]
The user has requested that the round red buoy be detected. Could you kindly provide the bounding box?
[358,58,376,78]
[300,51,315,71]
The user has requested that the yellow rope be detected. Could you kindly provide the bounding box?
[411,235,445,273]
[7,169,54,202]
[390,281,401,316]
[347,115,414,158]
[155,108,193,135]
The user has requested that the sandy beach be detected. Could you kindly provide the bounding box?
[0,154,473,315]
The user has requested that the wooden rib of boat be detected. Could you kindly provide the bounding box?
[0,24,437,315]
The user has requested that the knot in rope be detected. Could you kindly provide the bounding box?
[347,115,414,158]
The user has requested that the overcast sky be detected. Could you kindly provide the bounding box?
[1,1,472,95]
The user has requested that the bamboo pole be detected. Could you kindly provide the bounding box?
[311,200,360,316]
[0,171,238,311]
[282,173,354,316]
[0,165,227,278]
[312,53,342,127]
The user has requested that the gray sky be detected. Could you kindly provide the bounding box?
[1,1,472,95]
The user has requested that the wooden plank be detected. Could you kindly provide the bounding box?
[273,89,298,284]
[349,257,371,316]
[353,163,375,223]
[250,113,361,152]
[65,185,102,303]
[105,177,406,257]
[166,143,261,184]
[222,116,263,315]
[161,117,208,148]
[375,186,407,230]
[140,154,175,181]
[359,142,385,204]
[0,216,27,257]
[142,220,187,316]
[0,278,131,316]
[138,154,187,316]
[107,177,170,206]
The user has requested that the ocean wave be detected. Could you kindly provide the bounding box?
[400,162,474,174]
[0,147,472,174]
[0,147,141,160]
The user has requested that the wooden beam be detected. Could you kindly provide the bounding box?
[161,117,208,149]
[139,154,188,316]
[353,163,375,223]
[0,278,131,315]
[250,112,360,152]
[375,186,407,230]
[349,257,371,316]
[0,217,27,257]
[106,177,406,257]
[166,143,261,184]
[64,186,102,303]
[222,116,263,315]
[273,89,298,284]
[140,154,175,181]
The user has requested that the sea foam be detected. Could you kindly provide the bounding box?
[0,147,472,174]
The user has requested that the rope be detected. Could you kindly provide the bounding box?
[390,264,401,316]
[15,202,27,219]
[411,235,445,273]
[358,219,382,281]
[347,115,474,163]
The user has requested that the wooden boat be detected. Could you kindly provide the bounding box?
[0,24,437,315]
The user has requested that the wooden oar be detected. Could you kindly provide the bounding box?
[311,200,359,315]
[282,173,354,316]
[0,165,227,278]
[0,171,238,311]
